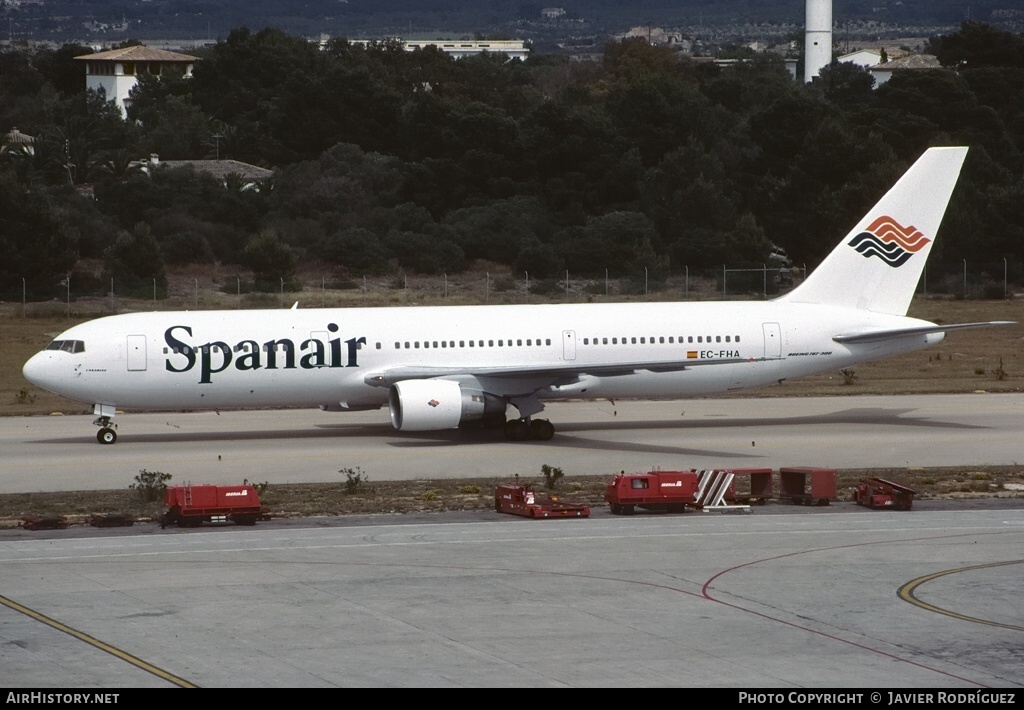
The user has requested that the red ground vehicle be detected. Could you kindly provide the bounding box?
[605,471,698,515]
[494,484,590,518]
[161,484,263,528]
[724,468,774,505]
[779,467,837,506]
[853,478,915,510]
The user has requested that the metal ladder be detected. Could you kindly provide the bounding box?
[695,469,751,513]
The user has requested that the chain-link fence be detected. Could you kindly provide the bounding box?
[3,260,1020,319]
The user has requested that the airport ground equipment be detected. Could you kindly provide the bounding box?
[724,468,774,505]
[853,478,915,510]
[605,470,698,514]
[160,483,263,528]
[779,467,837,506]
[20,515,68,531]
[494,483,590,518]
[90,513,134,527]
[693,469,751,513]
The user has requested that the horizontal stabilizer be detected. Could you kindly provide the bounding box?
[833,321,1016,344]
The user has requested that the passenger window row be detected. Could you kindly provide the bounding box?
[582,335,740,345]
[395,339,553,349]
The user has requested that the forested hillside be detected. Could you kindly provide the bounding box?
[2,21,1023,301]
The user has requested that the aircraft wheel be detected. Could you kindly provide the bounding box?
[97,427,117,445]
[529,419,555,441]
[503,419,530,441]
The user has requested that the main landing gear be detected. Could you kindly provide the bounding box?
[503,417,555,441]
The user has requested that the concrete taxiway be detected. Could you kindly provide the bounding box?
[0,393,1021,493]
[1,393,1022,688]
[0,502,1021,688]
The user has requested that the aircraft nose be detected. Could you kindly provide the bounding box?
[22,351,57,391]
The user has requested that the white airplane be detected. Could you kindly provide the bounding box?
[23,146,1013,444]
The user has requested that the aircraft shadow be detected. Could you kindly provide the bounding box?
[30,406,983,458]
[553,407,986,434]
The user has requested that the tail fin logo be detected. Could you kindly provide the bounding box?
[847,216,930,267]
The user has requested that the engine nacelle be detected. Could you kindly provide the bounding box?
[389,380,505,431]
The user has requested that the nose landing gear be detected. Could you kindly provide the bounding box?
[93,410,118,445]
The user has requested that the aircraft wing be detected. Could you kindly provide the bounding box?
[833,321,1016,344]
[364,356,766,388]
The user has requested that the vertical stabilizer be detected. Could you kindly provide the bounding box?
[778,146,968,316]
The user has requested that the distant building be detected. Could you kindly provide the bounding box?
[837,49,882,69]
[75,45,198,117]
[2,127,35,156]
[346,38,529,61]
[692,56,800,82]
[620,26,685,47]
[541,8,566,20]
[870,53,942,87]
[837,47,910,70]
[140,155,273,191]
[400,39,529,61]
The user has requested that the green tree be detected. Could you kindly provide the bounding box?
[814,60,876,105]
[926,21,1024,69]
[560,211,659,276]
[244,229,298,291]
[0,172,79,299]
[103,222,168,298]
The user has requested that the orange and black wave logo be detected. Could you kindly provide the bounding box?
[847,216,930,267]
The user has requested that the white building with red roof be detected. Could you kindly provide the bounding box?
[75,45,198,117]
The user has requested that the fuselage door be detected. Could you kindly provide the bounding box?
[127,334,147,371]
[762,322,782,359]
[562,330,576,361]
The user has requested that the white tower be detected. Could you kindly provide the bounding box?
[804,0,832,83]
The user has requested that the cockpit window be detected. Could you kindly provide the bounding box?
[45,340,85,353]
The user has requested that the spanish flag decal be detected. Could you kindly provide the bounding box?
[687,351,698,359]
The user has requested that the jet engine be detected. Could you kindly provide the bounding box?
[389,379,506,431]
